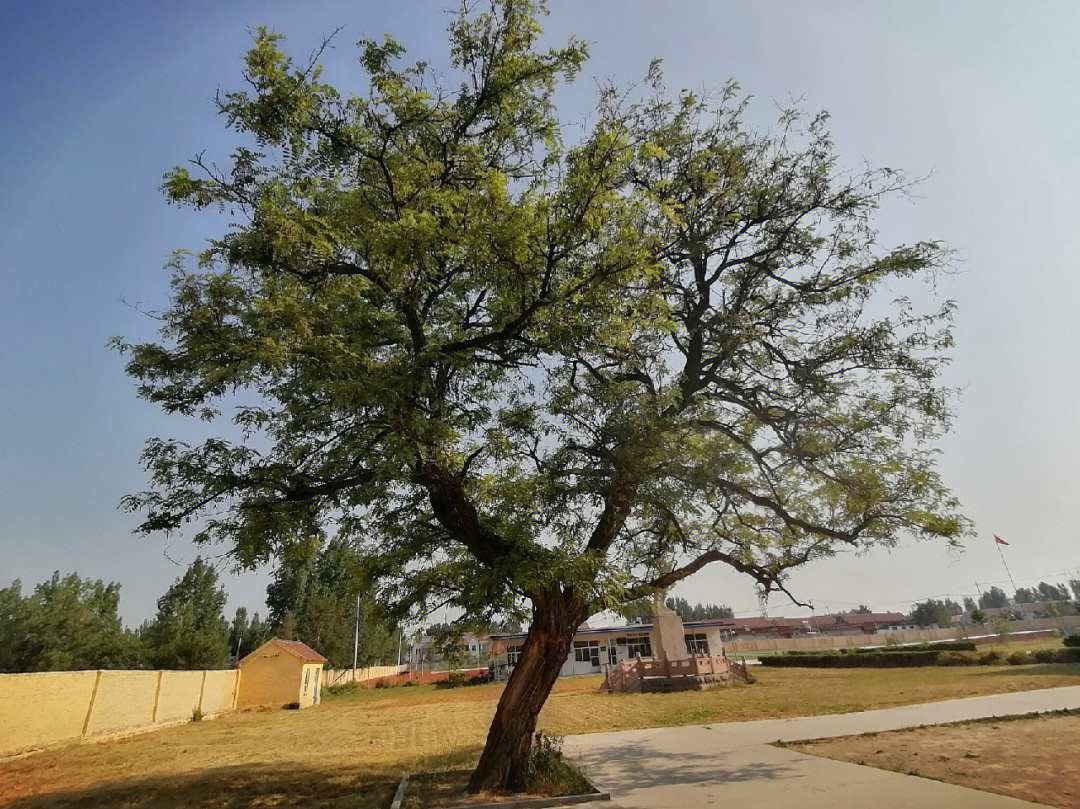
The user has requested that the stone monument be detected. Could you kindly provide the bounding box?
[650,590,688,661]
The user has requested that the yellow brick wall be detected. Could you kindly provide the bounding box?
[154,671,207,724]
[85,670,159,737]
[0,671,98,755]
[322,664,406,686]
[201,670,240,714]
[0,668,243,758]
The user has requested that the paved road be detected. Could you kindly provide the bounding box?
[566,685,1080,808]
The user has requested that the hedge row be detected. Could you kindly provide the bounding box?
[761,650,942,668]
[760,646,1080,668]
[763,641,976,661]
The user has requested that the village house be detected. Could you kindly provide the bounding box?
[806,612,913,634]
[406,631,490,669]
[488,618,730,680]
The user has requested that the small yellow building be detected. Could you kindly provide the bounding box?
[236,638,326,709]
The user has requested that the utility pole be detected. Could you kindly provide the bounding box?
[352,592,360,672]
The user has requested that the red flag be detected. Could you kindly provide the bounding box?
[994,535,1009,546]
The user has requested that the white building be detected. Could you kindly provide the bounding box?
[488,618,729,680]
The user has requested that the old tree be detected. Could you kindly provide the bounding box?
[120,1,968,791]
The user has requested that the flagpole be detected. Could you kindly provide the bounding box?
[995,540,1017,593]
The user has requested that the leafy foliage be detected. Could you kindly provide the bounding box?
[228,606,271,660]
[119,0,967,632]
[909,598,962,627]
[978,586,1009,609]
[115,0,970,788]
[140,558,231,669]
[0,573,141,673]
[266,540,398,668]
[1014,587,1037,604]
[620,596,733,623]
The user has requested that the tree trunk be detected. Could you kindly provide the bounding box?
[467,592,584,793]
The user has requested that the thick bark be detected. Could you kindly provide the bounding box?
[467,591,585,793]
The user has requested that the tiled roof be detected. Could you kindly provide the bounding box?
[806,612,906,628]
[275,639,327,663]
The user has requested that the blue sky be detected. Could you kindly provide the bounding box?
[2,1,1079,625]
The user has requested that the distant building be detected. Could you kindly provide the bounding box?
[407,631,490,668]
[488,618,730,680]
[807,612,913,634]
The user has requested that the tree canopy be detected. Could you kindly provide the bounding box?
[117,0,968,790]
[0,573,140,673]
[909,598,961,628]
[140,558,231,669]
[620,596,733,623]
[979,586,1009,609]
[266,540,398,668]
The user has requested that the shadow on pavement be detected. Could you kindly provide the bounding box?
[573,736,797,791]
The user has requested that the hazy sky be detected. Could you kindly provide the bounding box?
[2,1,1078,625]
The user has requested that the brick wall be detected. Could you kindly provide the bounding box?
[0,668,240,759]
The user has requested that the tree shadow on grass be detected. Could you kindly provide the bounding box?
[5,749,482,809]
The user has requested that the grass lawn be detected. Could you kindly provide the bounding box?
[2,662,1079,809]
[791,710,1080,809]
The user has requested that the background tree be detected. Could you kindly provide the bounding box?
[1013,587,1036,604]
[118,1,967,790]
[909,599,959,628]
[979,586,1009,609]
[1037,581,1070,602]
[962,596,976,613]
[969,608,987,626]
[1069,579,1080,601]
[266,540,397,668]
[620,596,733,623]
[141,558,231,669]
[845,605,873,615]
[228,606,271,660]
[994,616,1012,645]
[0,573,140,673]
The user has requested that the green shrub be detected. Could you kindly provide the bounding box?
[322,681,362,699]
[521,733,591,796]
[190,707,204,722]
[1063,634,1080,648]
[1006,651,1032,665]
[760,650,943,668]
[938,651,979,666]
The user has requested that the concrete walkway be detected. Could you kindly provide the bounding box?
[566,685,1080,808]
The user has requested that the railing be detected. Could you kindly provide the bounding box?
[602,655,732,692]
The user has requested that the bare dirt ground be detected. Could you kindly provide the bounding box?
[792,711,1080,809]
[2,659,1078,809]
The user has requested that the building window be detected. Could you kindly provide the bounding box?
[507,645,522,666]
[685,633,710,656]
[573,640,600,666]
[625,634,652,659]
[303,668,311,694]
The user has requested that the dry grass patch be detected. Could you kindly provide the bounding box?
[2,664,1079,808]
[790,711,1080,808]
